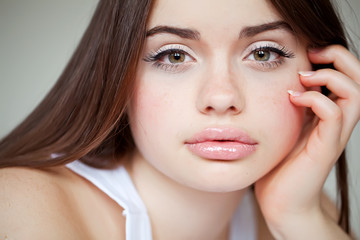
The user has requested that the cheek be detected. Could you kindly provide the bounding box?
[130,86,167,134]
[257,93,304,134]
[249,74,306,145]
[129,81,184,150]
[133,87,171,121]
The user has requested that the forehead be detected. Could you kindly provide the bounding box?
[148,0,282,29]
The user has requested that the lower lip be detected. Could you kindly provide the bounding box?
[186,141,257,160]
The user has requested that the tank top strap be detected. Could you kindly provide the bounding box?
[66,161,152,240]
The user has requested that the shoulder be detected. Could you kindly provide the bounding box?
[0,166,89,239]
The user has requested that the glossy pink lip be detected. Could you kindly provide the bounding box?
[185,128,257,161]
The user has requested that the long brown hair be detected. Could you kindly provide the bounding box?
[270,0,351,233]
[0,0,152,168]
[0,0,352,233]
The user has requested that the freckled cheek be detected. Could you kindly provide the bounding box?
[261,96,303,124]
[252,83,305,141]
[129,84,180,138]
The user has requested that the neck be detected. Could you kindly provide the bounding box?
[128,153,247,240]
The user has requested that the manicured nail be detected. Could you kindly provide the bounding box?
[287,90,302,97]
[298,71,315,77]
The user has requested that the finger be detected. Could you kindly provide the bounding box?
[288,90,342,148]
[298,70,360,143]
[298,69,360,100]
[308,45,360,83]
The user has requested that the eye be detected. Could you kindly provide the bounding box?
[244,43,295,69]
[145,49,192,65]
[247,48,281,62]
[144,45,196,73]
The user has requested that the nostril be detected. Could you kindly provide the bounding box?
[229,106,237,111]
[205,106,214,112]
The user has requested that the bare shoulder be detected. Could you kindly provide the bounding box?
[0,166,88,239]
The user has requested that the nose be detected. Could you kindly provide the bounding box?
[196,66,245,116]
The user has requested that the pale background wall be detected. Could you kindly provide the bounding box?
[0,0,359,237]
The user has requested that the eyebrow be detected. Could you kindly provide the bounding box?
[239,21,292,38]
[146,26,200,40]
[146,21,292,40]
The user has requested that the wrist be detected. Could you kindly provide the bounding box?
[266,208,350,240]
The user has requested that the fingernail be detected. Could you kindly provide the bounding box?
[287,90,302,97]
[298,71,315,77]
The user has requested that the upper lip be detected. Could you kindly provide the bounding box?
[185,127,257,145]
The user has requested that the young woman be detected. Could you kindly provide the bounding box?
[0,0,359,239]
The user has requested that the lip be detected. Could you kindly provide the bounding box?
[185,127,258,161]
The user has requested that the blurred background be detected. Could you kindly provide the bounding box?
[0,0,359,237]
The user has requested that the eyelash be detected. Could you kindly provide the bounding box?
[245,44,295,69]
[143,45,194,73]
[144,43,295,72]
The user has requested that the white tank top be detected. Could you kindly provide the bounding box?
[66,160,257,240]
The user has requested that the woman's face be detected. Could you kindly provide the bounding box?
[128,0,312,192]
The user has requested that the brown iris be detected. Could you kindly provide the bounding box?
[254,50,270,61]
[168,52,185,63]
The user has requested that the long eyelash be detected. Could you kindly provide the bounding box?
[143,47,189,72]
[143,45,187,62]
[248,44,295,70]
[253,44,295,59]
[257,58,285,69]
[144,50,181,63]
[151,61,182,72]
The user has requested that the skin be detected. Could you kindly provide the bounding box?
[127,0,310,239]
[0,0,359,239]
[0,166,126,240]
[129,0,309,194]
[128,0,359,239]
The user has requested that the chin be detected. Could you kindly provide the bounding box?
[186,179,252,193]
[175,164,260,193]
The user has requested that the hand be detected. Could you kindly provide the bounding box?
[254,45,360,239]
